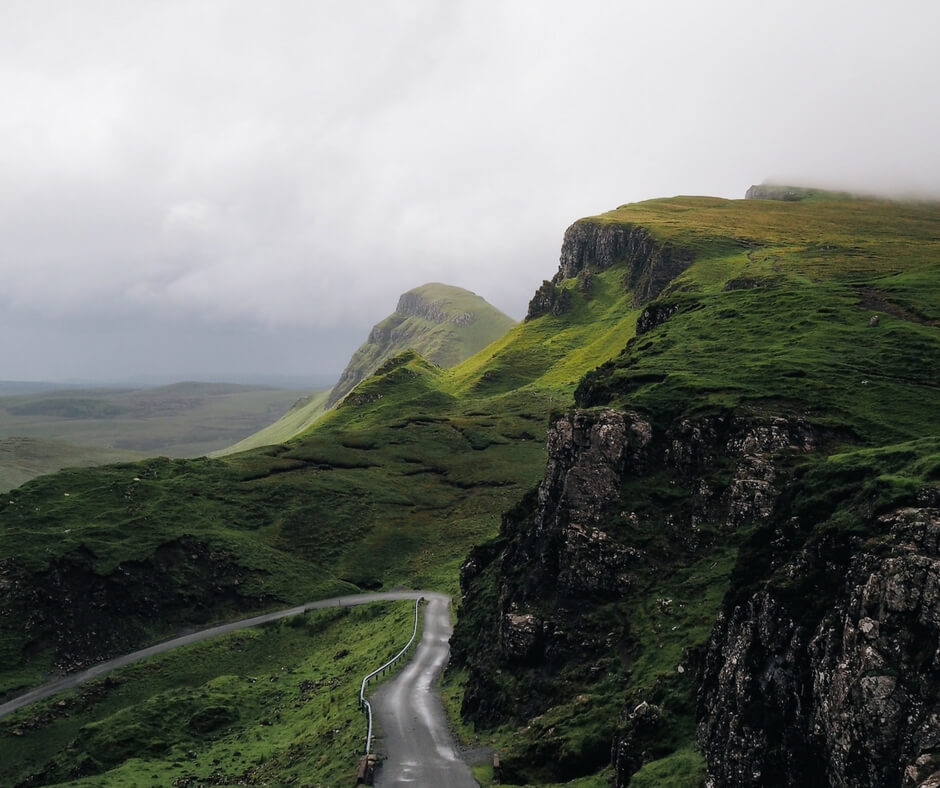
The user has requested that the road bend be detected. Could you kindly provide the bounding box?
[370,593,477,788]
[0,590,429,720]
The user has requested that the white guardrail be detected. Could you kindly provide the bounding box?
[358,597,422,755]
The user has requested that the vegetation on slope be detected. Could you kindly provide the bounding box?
[0,601,417,787]
[217,389,330,456]
[451,192,940,785]
[219,282,517,455]
[0,437,147,494]
[328,282,517,407]
[1,190,937,785]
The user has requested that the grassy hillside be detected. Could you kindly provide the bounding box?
[326,282,516,407]
[215,389,331,456]
[0,438,147,493]
[451,193,940,785]
[1,191,937,785]
[218,282,517,455]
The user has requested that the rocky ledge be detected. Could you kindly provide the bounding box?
[553,220,694,306]
[699,496,940,787]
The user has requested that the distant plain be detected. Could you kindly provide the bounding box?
[0,382,313,491]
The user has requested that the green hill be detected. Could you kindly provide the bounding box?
[0,190,937,786]
[328,282,517,408]
[218,282,516,455]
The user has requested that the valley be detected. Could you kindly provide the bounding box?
[0,188,937,786]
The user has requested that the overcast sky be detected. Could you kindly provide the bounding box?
[2,0,938,384]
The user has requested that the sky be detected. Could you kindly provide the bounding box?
[2,0,939,384]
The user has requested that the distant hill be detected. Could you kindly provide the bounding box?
[327,283,516,407]
[221,283,515,454]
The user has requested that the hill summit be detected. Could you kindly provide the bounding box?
[221,283,515,453]
[327,283,515,407]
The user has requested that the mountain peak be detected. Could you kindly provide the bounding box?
[328,283,515,408]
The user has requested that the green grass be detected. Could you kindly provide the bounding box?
[326,282,517,408]
[216,389,331,455]
[628,745,707,786]
[0,437,147,493]
[450,194,939,784]
[220,282,517,456]
[1,191,937,786]
[0,601,418,787]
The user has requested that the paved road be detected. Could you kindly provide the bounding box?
[0,590,428,720]
[371,593,477,788]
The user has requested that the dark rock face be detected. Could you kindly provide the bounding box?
[456,409,655,731]
[636,301,680,335]
[612,701,666,781]
[526,280,572,321]
[0,537,272,675]
[698,502,940,788]
[553,220,694,306]
[454,405,816,783]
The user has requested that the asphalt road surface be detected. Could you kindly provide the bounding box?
[0,589,429,720]
[371,593,478,788]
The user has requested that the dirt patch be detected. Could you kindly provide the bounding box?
[854,286,939,327]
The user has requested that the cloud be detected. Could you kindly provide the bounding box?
[1,0,938,380]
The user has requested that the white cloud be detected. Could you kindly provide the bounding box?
[1,0,938,379]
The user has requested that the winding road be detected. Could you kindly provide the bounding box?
[371,593,477,787]
[0,589,476,786]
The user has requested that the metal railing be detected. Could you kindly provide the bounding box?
[357,597,422,755]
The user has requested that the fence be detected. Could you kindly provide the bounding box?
[357,597,422,756]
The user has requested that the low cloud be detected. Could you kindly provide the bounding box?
[2,0,938,380]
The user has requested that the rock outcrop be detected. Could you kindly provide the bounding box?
[552,220,694,306]
[526,280,572,321]
[454,405,817,784]
[0,537,273,675]
[698,496,940,788]
[745,184,810,201]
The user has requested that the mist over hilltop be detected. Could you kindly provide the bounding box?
[2,0,938,381]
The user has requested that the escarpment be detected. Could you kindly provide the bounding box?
[698,489,940,788]
[453,406,818,784]
[0,537,274,675]
[526,220,694,319]
[455,401,938,786]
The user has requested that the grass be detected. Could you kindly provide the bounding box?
[1,191,937,785]
[216,389,331,455]
[451,193,939,784]
[326,282,517,407]
[0,601,418,787]
[0,437,147,493]
[220,282,517,456]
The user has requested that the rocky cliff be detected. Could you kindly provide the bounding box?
[455,405,937,786]
[453,405,818,783]
[453,194,940,786]
[698,484,940,788]
[327,283,515,407]
[526,220,694,319]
